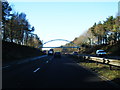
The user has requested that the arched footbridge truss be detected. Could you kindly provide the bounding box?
[38,39,80,49]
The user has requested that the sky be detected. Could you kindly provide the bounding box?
[7,0,119,50]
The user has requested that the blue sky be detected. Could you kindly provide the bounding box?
[8,1,118,49]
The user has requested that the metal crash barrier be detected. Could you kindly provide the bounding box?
[76,55,120,70]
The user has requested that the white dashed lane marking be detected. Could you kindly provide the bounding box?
[46,61,49,63]
[33,68,40,73]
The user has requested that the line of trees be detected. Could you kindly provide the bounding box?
[1,1,42,48]
[89,16,120,45]
[72,15,120,46]
[62,15,120,53]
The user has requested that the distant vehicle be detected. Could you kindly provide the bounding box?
[43,50,47,54]
[65,52,68,55]
[54,52,61,58]
[50,49,54,51]
[48,49,54,55]
[96,50,106,57]
[73,52,78,55]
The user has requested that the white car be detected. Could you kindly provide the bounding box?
[73,52,78,55]
[48,50,54,55]
[96,50,107,57]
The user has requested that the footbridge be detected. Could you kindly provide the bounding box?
[38,39,80,49]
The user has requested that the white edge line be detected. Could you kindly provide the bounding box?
[2,65,11,69]
[2,55,48,69]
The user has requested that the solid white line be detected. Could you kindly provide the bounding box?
[33,68,40,73]
[2,65,10,69]
[31,55,48,61]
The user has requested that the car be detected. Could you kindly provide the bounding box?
[43,50,47,54]
[65,52,68,55]
[54,52,61,58]
[96,50,107,57]
[48,50,54,55]
[73,52,78,55]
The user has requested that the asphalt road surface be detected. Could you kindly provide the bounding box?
[2,55,116,88]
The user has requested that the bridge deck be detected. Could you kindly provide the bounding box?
[41,47,80,48]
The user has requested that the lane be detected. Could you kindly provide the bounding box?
[32,55,114,88]
[2,55,115,88]
[2,55,53,88]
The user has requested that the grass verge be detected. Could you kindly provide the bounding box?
[77,59,120,86]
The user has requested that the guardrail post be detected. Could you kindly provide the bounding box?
[86,56,90,63]
[83,56,87,62]
[83,56,85,60]
[103,58,105,64]
[109,65,112,70]
[106,59,110,64]
[96,61,98,65]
